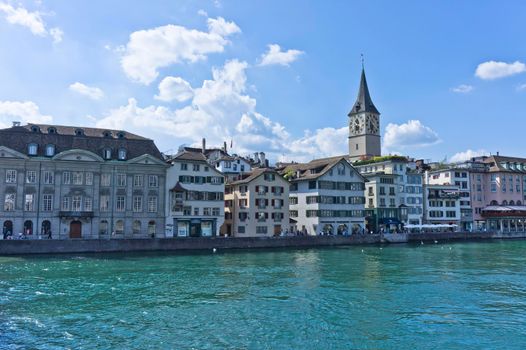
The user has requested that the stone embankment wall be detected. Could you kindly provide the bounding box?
[0,234,381,255]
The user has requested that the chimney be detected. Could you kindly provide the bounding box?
[496,151,500,156]
[223,141,227,153]
[259,152,265,167]
[12,121,21,127]
[254,152,259,163]
[202,138,206,154]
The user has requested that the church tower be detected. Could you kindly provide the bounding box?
[348,68,381,161]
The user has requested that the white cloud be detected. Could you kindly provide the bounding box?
[121,17,240,85]
[0,100,53,128]
[450,149,488,163]
[383,120,440,151]
[197,9,208,17]
[0,2,63,42]
[155,76,194,102]
[259,44,304,67]
[96,59,346,162]
[517,83,526,91]
[450,84,473,93]
[69,82,104,100]
[475,61,526,80]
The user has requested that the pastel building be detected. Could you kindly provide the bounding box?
[422,184,461,226]
[165,150,225,237]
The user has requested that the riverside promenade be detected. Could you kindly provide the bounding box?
[1,231,526,255]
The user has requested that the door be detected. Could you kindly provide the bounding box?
[69,221,82,238]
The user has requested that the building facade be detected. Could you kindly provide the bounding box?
[282,156,366,235]
[222,169,289,237]
[0,123,167,239]
[422,184,461,226]
[165,150,225,237]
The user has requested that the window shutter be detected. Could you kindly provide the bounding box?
[256,186,259,192]
[265,199,269,205]
[272,199,275,206]
[265,212,268,219]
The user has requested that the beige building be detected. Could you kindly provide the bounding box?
[222,168,289,237]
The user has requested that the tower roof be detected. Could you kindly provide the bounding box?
[348,68,380,116]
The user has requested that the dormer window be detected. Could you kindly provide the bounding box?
[118,148,127,160]
[74,128,84,136]
[30,125,40,133]
[28,143,38,156]
[103,148,112,160]
[45,144,55,157]
[103,131,112,138]
[47,127,57,134]
[117,131,126,139]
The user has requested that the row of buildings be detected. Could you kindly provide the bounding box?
[1,69,523,239]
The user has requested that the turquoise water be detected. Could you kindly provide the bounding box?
[1,241,526,349]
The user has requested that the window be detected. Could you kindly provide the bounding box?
[148,175,158,187]
[43,171,54,184]
[193,207,199,216]
[103,148,112,159]
[238,226,246,234]
[85,172,93,186]
[117,131,126,139]
[45,144,55,157]
[28,143,38,155]
[116,196,126,211]
[133,220,141,234]
[148,196,158,212]
[47,127,57,134]
[133,175,143,187]
[24,194,34,211]
[180,163,188,171]
[264,173,276,181]
[99,220,108,235]
[116,173,126,187]
[72,172,83,185]
[133,196,143,212]
[100,195,110,211]
[42,194,53,211]
[148,221,156,236]
[26,171,36,184]
[75,129,84,136]
[308,181,317,189]
[63,171,71,184]
[101,173,111,186]
[203,208,211,216]
[72,195,81,211]
[84,197,92,211]
[212,207,220,216]
[115,220,124,234]
[4,194,15,211]
[290,197,298,205]
[6,170,17,183]
[118,148,127,160]
[62,196,70,211]
[193,164,200,171]
[256,226,268,234]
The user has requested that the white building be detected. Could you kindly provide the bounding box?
[423,184,461,226]
[282,156,366,235]
[214,155,252,182]
[165,150,225,237]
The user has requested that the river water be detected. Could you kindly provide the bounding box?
[1,241,526,349]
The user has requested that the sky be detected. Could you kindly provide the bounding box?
[0,0,525,163]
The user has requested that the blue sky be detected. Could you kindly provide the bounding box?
[0,0,525,163]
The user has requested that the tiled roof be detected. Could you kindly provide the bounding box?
[484,155,526,173]
[0,123,163,160]
[280,155,364,181]
[229,168,282,185]
[170,150,208,162]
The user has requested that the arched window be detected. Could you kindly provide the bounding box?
[45,144,55,157]
[115,220,124,234]
[502,200,508,206]
[103,131,112,138]
[47,127,57,134]
[117,131,126,139]
[31,125,40,133]
[74,128,84,136]
[99,220,108,235]
[148,221,156,237]
[490,200,498,206]
[509,200,515,206]
[28,143,38,156]
[517,200,522,206]
[133,220,141,234]
[24,220,33,235]
[118,148,127,160]
[103,148,112,160]
[41,220,51,236]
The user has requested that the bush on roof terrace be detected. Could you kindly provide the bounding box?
[352,155,408,166]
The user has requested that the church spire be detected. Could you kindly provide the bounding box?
[348,67,380,116]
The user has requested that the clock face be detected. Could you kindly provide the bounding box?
[367,115,379,134]
[350,116,365,135]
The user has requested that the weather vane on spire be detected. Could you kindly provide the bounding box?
[361,53,364,69]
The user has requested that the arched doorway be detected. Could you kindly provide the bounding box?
[132,220,141,235]
[337,224,348,235]
[69,220,82,238]
[41,220,51,238]
[24,220,33,236]
[2,220,13,239]
[322,224,333,235]
[148,221,156,238]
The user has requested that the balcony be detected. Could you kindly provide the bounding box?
[59,211,94,218]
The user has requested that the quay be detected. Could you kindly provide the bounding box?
[2,231,526,255]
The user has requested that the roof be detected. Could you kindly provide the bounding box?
[348,68,380,116]
[170,150,208,162]
[170,182,188,192]
[229,168,283,185]
[0,123,164,160]
[483,155,526,173]
[280,155,366,182]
